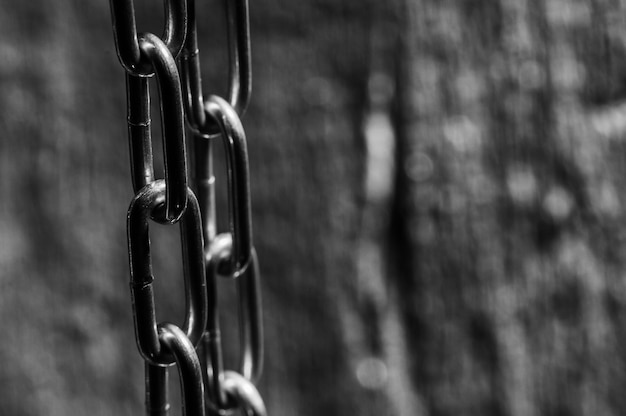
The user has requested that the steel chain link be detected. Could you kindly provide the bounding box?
[109,0,265,414]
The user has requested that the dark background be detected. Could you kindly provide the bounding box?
[1,1,626,415]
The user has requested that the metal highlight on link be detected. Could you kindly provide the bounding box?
[128,180,207,366]
[222,371,267,416]
[127,33,188,223]
[126,74,154,191]
[237,249,263,383]
[109,0,187,75]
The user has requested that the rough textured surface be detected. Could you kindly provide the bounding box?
[1,1,625,416]
[392,1,626,415]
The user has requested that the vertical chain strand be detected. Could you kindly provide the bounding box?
[109,0,266,414]
[183,1,264,413]
[179,0,264,413]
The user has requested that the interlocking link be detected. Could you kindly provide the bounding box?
[181,0,251,134]
[222,371,267,416]
[198,96,262,408]
[197,96,262,414]
[109,0,187,75]
[128,180,207,366]
[145,323,206,416]
[127,33,189,223]
[109,0,266,414]
[203,239,263,409]
[204,95,253,277]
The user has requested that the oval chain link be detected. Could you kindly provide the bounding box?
[128,180,207,366]
[204,95,253,277]
[127,32,188,223]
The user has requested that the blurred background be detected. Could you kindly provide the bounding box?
[1,0,626,415]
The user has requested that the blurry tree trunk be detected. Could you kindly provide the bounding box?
[388,1,626,415]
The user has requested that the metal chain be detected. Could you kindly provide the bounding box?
[108,1,265,415]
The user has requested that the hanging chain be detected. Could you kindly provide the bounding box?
[108,1,265,415]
